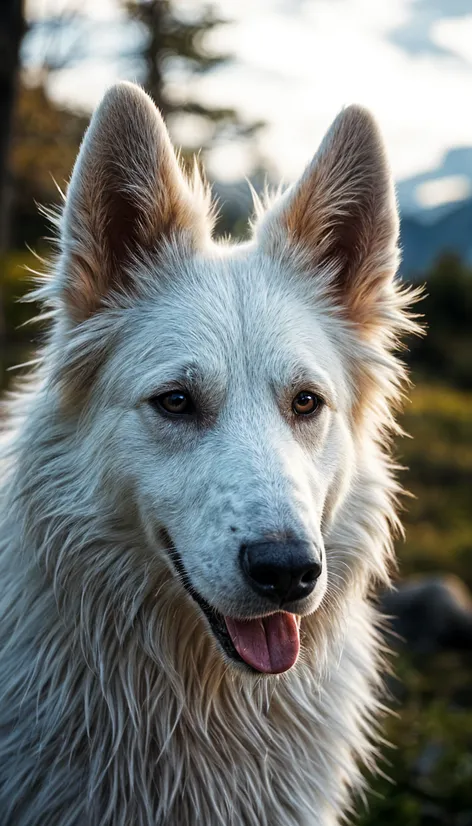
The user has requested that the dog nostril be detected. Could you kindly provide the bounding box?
[250,564,280,589]
[301,563,322,585]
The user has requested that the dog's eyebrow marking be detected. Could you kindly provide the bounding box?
[283,364,338,411]
[133,361,226,408]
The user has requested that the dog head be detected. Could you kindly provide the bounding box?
[42,83,415,676]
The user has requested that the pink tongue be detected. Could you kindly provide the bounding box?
[224,613,300,674]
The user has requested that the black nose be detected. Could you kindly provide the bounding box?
[240,540,322,606]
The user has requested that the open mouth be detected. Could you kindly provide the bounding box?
[167,540,301,674]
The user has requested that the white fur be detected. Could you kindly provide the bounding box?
[0,83,420,825]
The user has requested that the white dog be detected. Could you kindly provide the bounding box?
[0,82,419,825]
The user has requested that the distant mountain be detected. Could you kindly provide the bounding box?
[212,150,472,278]
[397,147,472,221]
[397,146,472,274]
[400,199,472,276]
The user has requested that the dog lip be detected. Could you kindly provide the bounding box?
[225,611,302,625]
[161,531,254,669]
[160,530,302,671]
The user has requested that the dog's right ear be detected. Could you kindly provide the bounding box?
[256,106,400,337]
[58,82,211,325]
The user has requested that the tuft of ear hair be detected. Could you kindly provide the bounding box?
[58,82,212,324]
[257,105,400,335]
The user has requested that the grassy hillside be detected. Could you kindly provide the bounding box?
[398,383,472,587]
[361,382,472,826]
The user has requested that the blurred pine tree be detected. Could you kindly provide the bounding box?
[123,0,264,162]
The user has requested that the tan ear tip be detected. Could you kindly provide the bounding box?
[95,81,159,120]
[106,80,149,100]
[327,104,389,162]
[336,103,378,129]
[341,103,375,118]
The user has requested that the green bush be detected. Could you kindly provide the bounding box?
[408,253,472,389]
[397,383,472,587]
[359,654,472,826]
[0,250,45,382]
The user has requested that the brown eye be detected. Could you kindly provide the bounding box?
[150,391,195,417]
[292,391,322,416]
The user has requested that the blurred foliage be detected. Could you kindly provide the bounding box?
[11,82,86,209]
[361,255,472,825]
[0,249,47,374]
[358,255,472,825]
[360,653,472,826]
[125,0,230,107]
[398,383,472,588]
[409,252,472,390]
[10,81,87,248]
[123,0,263,158]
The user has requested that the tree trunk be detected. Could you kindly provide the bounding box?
[0,0,24,384]
[142,0,166,114]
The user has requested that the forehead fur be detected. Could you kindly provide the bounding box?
[95,242,351,410]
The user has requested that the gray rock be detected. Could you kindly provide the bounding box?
[380,575,472,654]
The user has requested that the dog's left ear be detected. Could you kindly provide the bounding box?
[257,106,399,334]
[58,82,211,324]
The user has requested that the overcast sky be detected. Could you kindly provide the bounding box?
[27,0,472,210]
